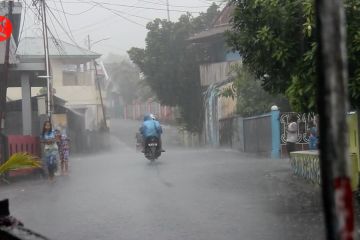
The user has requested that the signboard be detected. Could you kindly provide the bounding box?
[0,16,12,42]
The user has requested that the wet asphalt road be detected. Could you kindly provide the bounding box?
[0,120,325,240]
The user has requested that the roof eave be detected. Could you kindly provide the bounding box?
[18,54,101,59]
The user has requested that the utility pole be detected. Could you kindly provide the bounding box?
[94,62,107,130]
[315,0,354,239]
[40,0,52,121]
[166,0,170,21]
[87,35,107,130]
[87,34,90,51]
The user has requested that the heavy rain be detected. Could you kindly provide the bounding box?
[0,0,359,240]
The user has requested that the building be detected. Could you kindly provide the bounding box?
[188,3,240,146]
[0,2,109,161]
[7,37,107,132]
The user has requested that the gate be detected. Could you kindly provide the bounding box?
[280,112,317,157]
[243,114,272,155]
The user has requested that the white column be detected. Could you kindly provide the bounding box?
[21,73,32,135]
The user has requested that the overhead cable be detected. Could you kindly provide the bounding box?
[47,0,202,13]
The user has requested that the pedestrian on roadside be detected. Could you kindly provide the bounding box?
[308,121,318,150]
[286,115,298,156]
[40,121,58,182]
[59,130,70,175]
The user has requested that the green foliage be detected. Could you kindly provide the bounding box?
[128,4,220,132]
[228,0,360,112]
[0,152,41,176]
[222,64,289,116]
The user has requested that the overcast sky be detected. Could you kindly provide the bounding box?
[20,0,226,58]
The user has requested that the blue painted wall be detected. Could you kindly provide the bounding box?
[271,110,281,159]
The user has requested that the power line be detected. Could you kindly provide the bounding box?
[47,0,149,28]
[18,2,47,39]
[71,15,116,32]
[23,0,65,55]
[47,0,202,13]
[49,2,152,21]
[135,0,210,9]
[89,1,146,27]
[46,0,99,57]
[47,4,96,15]
[47,0,82,51]
[58,0,76,41]
[46,7,66,54]
[45,3,84,49]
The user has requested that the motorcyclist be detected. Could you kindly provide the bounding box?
[139,114,165,152]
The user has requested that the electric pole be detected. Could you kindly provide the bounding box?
[166,0,170,21]
[87,34,107,130]
[315,0,354,239]
[40,0,52,121]
[87,34,91,50]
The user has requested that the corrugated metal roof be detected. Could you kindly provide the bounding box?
[17,37,101,59]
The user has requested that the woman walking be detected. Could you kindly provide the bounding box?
[41,121,58,182]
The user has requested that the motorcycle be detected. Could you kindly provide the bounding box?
[144,136,161,161]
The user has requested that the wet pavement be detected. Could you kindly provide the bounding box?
[0,120,326,240]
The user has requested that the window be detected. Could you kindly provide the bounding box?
[62,64,78,86]
[63,71,78,86]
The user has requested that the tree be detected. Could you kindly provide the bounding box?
[104,55,150,104]
[222,64,290,116]
[227,0,360,112]
[128,4,220,132]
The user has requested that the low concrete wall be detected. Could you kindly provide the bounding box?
[290,150,359,191]
[179,130,200,148]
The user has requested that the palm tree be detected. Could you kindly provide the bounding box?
[0,153,41,183]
